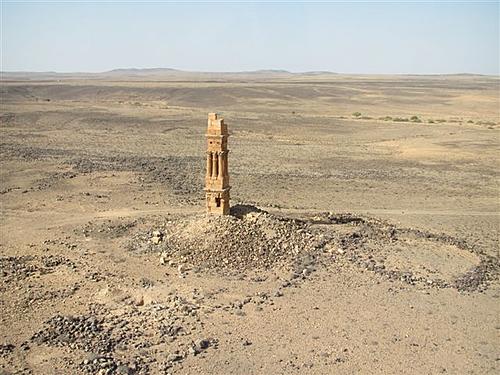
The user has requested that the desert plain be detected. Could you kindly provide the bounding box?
[0,71,499,374]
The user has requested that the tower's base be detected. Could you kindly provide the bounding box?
[205,188,230,215]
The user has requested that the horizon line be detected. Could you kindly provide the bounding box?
[1,67,498,77]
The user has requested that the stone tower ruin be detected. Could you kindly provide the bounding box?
[205,113,230,215]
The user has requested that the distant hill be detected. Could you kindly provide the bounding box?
[250,69,291,74]
[1,68,495,82]
[0,68,333,81]
[105,68,181,75]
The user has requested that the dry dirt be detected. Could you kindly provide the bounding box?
[1,73,499,374]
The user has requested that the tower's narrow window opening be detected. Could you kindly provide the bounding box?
[214,153,219,177]
[215,197,221,207]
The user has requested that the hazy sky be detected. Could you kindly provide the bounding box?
[1,1,499,74]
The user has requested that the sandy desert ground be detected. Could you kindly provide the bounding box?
[0,72,499,374]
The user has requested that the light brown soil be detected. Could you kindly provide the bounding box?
[1,73,499,374]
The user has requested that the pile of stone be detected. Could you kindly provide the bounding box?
[0,256,39,284]
[80,354,140,375]
[154,209,323,271]
[31,315,113,354]
[453,260,499,292]
[0,255,75,286]
[0,343,15,357]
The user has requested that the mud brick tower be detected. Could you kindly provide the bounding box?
[205,113,230,215]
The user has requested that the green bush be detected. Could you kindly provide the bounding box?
[352,112,362,117]
[410,115,422,123]
[393,117,409,122]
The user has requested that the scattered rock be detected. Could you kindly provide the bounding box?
[134,295,144,306]
[0,343,15,356]
[166,353,183,362]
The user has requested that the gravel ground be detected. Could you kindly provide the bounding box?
[1,75,499,374]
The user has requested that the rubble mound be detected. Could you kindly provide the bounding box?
[127,209,498,291]
[155,207,323,271]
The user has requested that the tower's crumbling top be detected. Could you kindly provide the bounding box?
[207,112,228,135]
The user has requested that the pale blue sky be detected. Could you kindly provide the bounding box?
[1,1,499,74]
